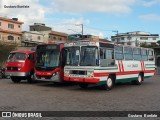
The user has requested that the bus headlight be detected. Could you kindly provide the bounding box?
[64,70,70,75]
[87,71,94,77]
[52,72,57,76]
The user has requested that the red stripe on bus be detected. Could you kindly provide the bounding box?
[140,61,143,71]
[118,60,121,72]
[121,60,124,72]
[143,61,145,71]
[141,61,144,71]
[84,78,100,83]
[64,76,99,83]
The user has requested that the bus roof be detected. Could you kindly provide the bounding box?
[66,39,153,50]
[37,42,65,46]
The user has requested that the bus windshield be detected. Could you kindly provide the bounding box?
[8,53,26,60]
[66,46,80,66]
[36,45,60,69]
[80,46,97,66]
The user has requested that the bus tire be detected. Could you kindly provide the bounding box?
[103,76,114,90]
[79,83,88,89]
[11,77,21,83]
[135,74,143,85]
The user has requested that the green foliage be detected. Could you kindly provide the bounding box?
[0,43,17,67]
[140,42,158,48]
[157,40,160,45]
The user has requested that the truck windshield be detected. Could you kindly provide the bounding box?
[80,46,97,66]
[66,46,80,66]
[8,53,26,60]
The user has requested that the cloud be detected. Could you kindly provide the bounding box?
[139,14,160,21]
[44,17,106,38]
[52,0,136,14]
[143,0,160,7]
[0,0,46,30]
[45,17,91,35]
[0,0,132,38]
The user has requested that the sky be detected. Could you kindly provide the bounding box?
[0,0,160,39]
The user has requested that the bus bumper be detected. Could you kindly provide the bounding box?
[5,72,29,77]
[34,72,61,82]
[64,76,100,83]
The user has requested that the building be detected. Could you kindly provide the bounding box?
[22,31,45,47]
[111,31,159,46]
[68,34,110,42]
[29,23,68,43]
[30,23,52,31]
[0,17,23,45]
[49,31,68,43]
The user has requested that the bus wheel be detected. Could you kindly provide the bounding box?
[102,76,114,90]
[11,77,21,83]
[135,74,143,85]
[79,83,88,89]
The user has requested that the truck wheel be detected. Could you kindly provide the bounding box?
[79,83,88,89]
[27,72,35,83]
[102,76,114,90]
[11,77,21,83]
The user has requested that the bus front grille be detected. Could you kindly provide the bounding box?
[70,70,87,75]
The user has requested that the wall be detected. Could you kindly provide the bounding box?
[22,32,44,43]
[0,32,21,45]
[0,20,22,33]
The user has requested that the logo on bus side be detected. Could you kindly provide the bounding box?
[127,64,138,68]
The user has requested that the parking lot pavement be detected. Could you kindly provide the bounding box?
[0,76,160,113]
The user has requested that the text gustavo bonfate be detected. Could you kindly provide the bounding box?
[4,5,29,8]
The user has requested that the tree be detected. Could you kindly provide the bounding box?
[140,42,157,48]
[157,40,160,46]
[0,42,17,67]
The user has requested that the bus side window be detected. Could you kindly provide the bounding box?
[100,48,115,67]
[100,48,105,59]
[115,46,124,60]
[133,48,141,60]
[124,47,133,60]
[141,49,148,61]
[148,50,154,61]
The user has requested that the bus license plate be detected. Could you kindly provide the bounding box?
[41,77,45,80]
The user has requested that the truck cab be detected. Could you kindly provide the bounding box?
[5,50,36,83]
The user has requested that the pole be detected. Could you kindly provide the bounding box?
[81,24,83,36]
[75,24,83,39]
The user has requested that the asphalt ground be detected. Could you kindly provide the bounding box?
[0,75,160,119]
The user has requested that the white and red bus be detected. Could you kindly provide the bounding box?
[64,40,156,90]
[34,43,66,83]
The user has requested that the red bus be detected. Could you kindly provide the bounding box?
[34,43,66,83]
[5,50,36,83]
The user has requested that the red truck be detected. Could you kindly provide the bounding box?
[5,50,36,83]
